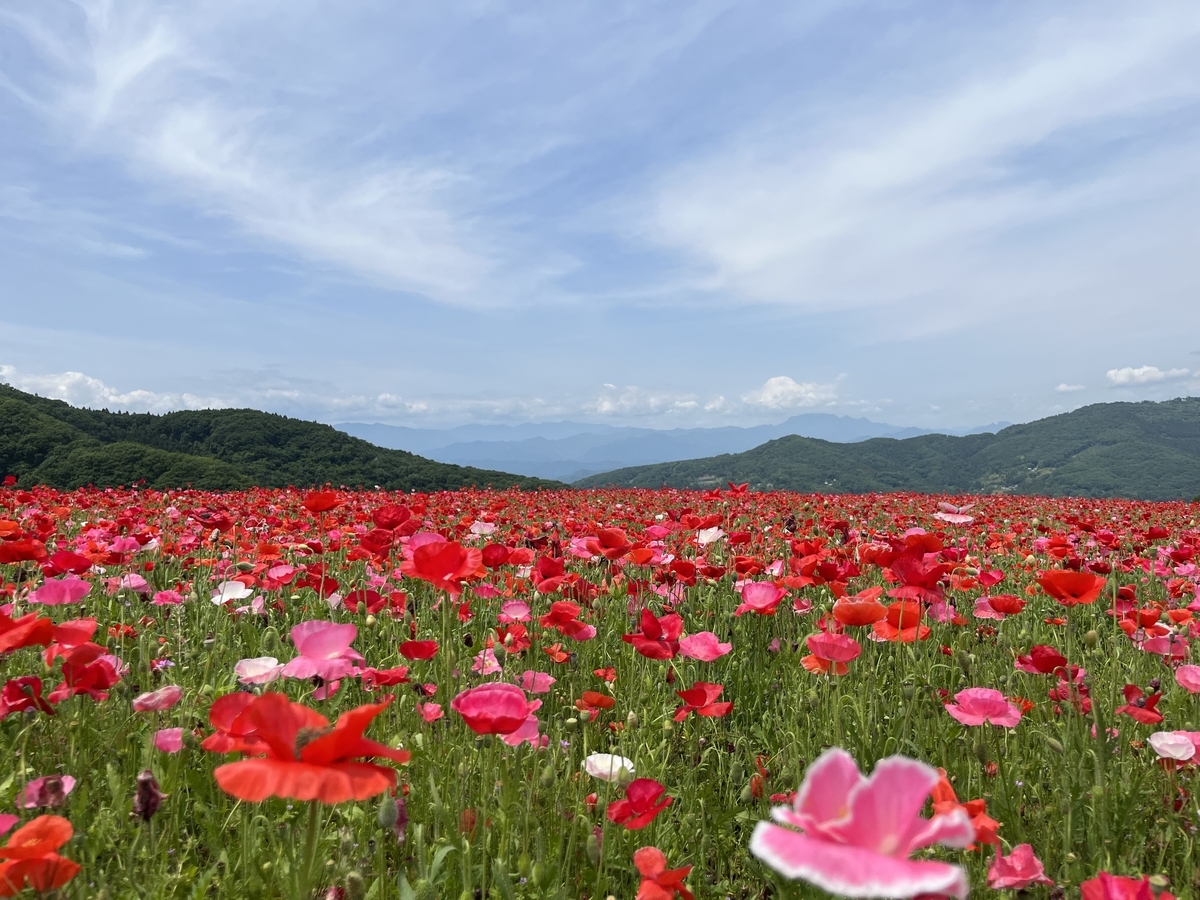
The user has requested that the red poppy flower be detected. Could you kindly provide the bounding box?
[1115,685,1163,725]
[399,640,439,661]
[586,528,633,561]
[0,814,81,895]
[575,691,616,715]
[450,682,540,735]
[674,682,733,722]
[871,601,930,642]
[832,587,887,627]
[371,504,411,530]
[1014,644,1069,675]
[887,555,949,604]
[594,667,617,683]
[608,778,674,829]
[1037,570,1106,607]
[543,642,570,663]
[0,677,55,721]
[302,491,341,514]
[0,611,54,654]
[623,608,684,660]
[209,693,410,804]
[1081,872,1173,900]
[400,541,481,596]
[634,846,693,900]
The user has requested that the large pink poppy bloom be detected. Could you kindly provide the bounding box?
[1175,665,1200,694]
[280,621,364,682]
[678,632,732,662]
[943,688,1023,728]
[450,682,541,735]
[28,577,91,606]
[749,748,973,899]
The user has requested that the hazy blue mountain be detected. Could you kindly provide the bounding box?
[337,414,1011,481]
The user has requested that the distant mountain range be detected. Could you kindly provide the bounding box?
[573,398,1200,501]
[0,385,561,492]
[338,414,1010,482]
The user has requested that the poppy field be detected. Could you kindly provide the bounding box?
[1,482,1199,899]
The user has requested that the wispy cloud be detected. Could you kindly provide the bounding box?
[1055,383,1086,393]
[646,4,1200,316]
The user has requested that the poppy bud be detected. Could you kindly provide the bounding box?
[974,740,990,766]
[132,769,166,822]
[585,832,601,867]
[955,650,972,675]
[261,627,281,653]
[1084,629,1098,648]
[730,761,744,783]
[377,795,398,831]
[738,782,754,804]
[616,765,634,789]
[1045,737,1065,755]
[235,561,255,573]
[345,871,366,900]
[625,711,638,729]
[531,863,547,888]
[365,614,376,627]
[492,642,507,666]
[517,852,532,878]
[902,684,916,701]
[539,764,556,789]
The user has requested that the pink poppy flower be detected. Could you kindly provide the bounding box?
[518,671,556,693]
[498,601,531,623]
[1148,731,1200,761]
[15,775,76,809]
[472,648,502,675]
[1175,665,1200,693]
[678,632,732,662]
[750,748,973,899]
[234,657,284,685]
[28,576,91,606]
[132,685,184,712]
[280,621,363,681]
[417,702,444,723]
[987,844,1053,890]
[608,778,674,830]
[943,688,1023,727]
[451,683,540,735]
[734,582,784,617]
[501,714,548,749]
[0,814,16,836]
[151,590,185,606]
[155,728,185,753]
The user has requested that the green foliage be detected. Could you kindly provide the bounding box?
[0,385,562,491]
[577,397,1200,500]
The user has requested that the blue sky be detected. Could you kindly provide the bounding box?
[1,0,1198,429]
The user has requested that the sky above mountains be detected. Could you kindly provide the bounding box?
[1,1,1198,429]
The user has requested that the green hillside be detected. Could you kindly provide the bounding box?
[574,397,1200,500]
[0,385,561,491]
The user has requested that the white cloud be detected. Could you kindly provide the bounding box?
[647,5,1200,314]
[0,364,222,413]
[742,376,838,410]
[1055,383,1085,392]
[1105,365,1190,385]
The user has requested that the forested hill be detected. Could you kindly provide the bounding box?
[0,385,562,491]
[575,398,1200,501]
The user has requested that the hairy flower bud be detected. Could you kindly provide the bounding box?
[132,769,166,822]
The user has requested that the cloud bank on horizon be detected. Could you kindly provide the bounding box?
[0,1,1197,429]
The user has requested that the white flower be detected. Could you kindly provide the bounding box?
[211,581,253,605]
[696,527,725,546]
[470,521,497,536]
[1148,731,1197,761]
[235,657,284,685]
[583,753,634,783]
